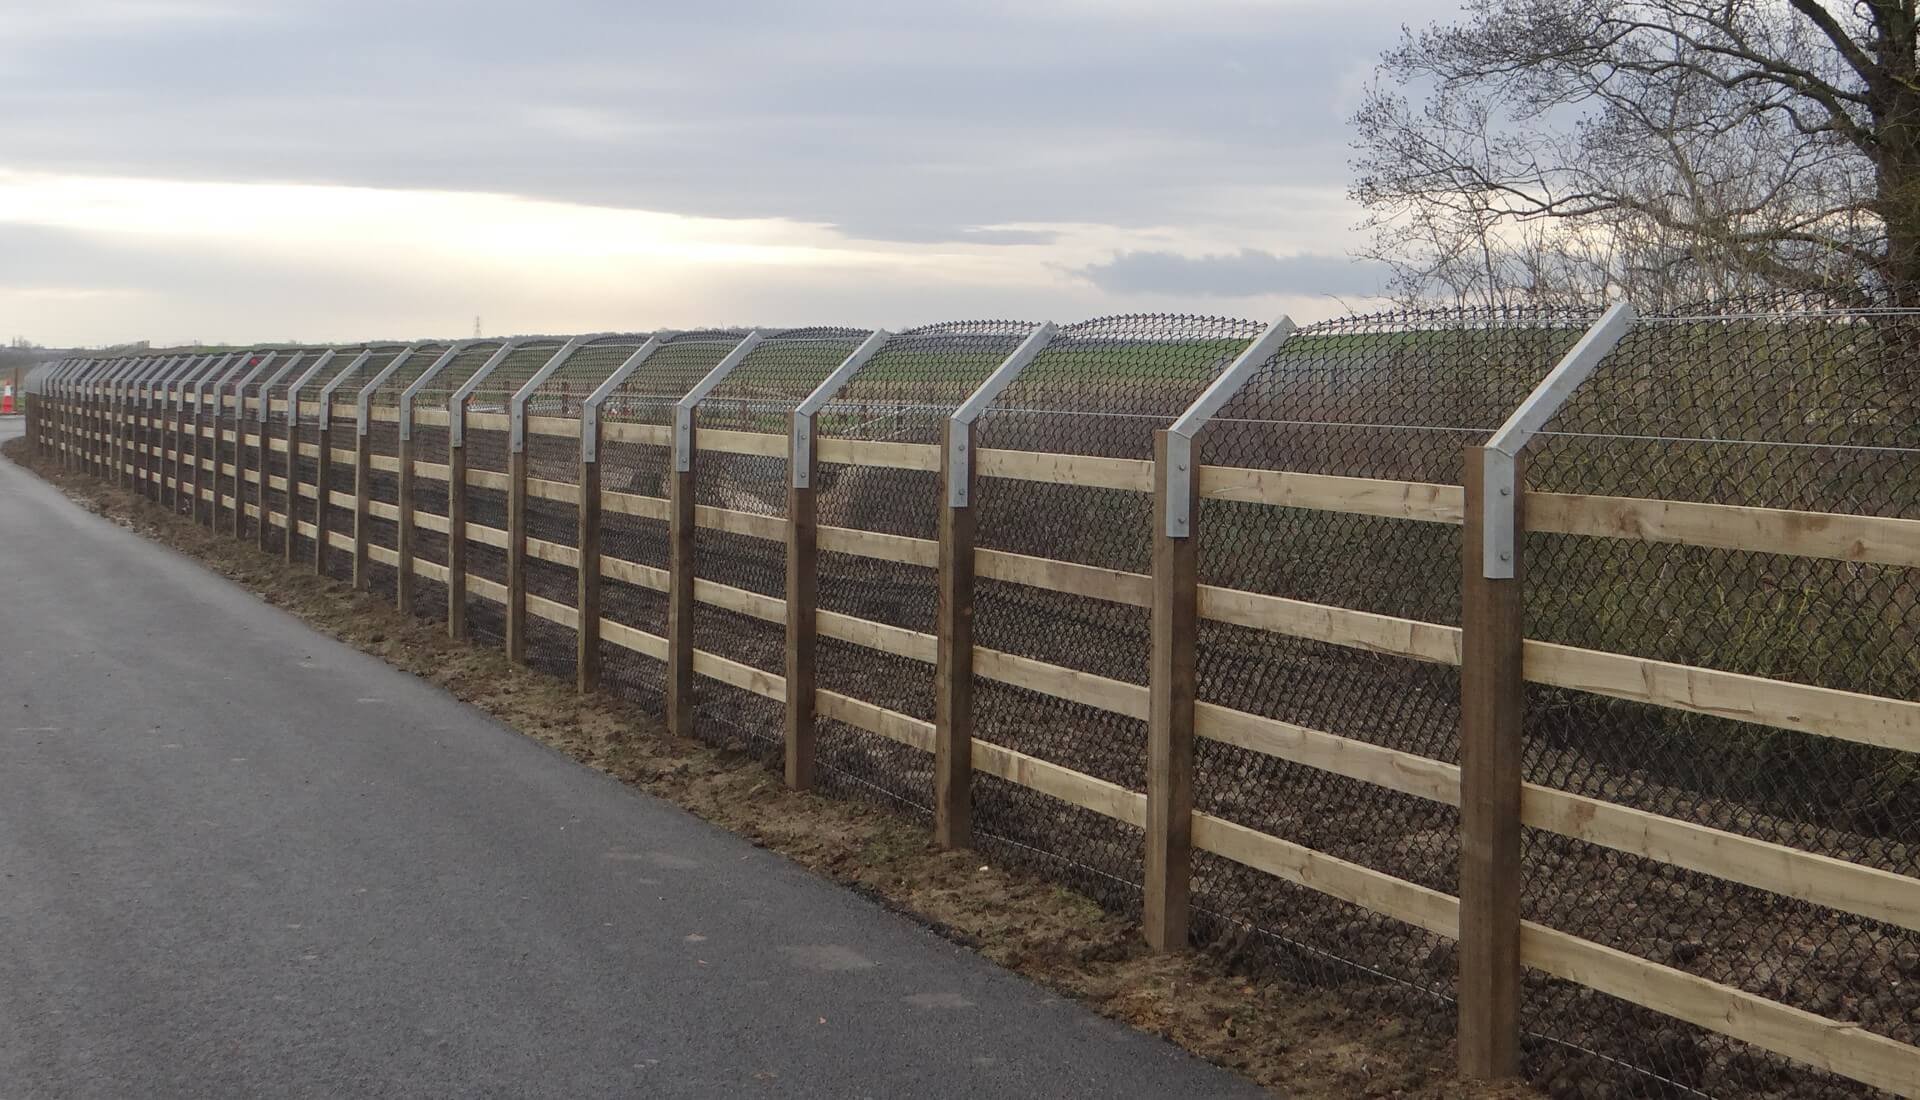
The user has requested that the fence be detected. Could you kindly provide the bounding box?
[24,304,1920,1100]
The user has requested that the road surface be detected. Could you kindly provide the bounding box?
[0,418,1262,1099]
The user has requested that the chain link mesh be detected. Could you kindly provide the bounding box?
[967,314,1260,909]
[812,321,1047,814]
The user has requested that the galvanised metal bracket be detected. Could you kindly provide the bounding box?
[448,338,529,449]
[191,353,240,422]
[354,341,429,437]
[314,347,376,428]
[580,333,670,464]
[399,340,481,441]
[1162,316,1299,538]
[508,336,593,454]
[945,323,1058,507]
[253,351,309,424]
[283,349,341,428]
[790,329,891,488]
[228,351,280,424]
[673,330,766,472]
[1480,299,1636,578]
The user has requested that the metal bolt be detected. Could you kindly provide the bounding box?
[1499,550,1512,561]
[1499,486,1512,497]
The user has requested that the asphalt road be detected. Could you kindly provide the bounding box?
[0,418,1263,1099]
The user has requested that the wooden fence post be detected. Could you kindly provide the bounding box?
[506,443,528,665]
[576,416,602,693]
[313,415,333,574]
[1146,428,1199,952]
[448,406,469,638]
[352,423,371,590]
[285,403,302,562]
[396,426,417,615]
[256,404,274,551]
[934,418,976,849]
[232,397,249,538]
[665,417,697,740]
[1458,444,1527,1079]
[209,391,228,529]
[785,411,819,789]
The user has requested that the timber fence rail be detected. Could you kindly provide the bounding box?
[24,302,1920,1100]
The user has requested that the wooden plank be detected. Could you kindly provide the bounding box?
[466,468,511,492]
[1520,923,1920,1099]
[1522,784,1920,934]
[526,537,580,569]
[818,525,938,568]
[604,489,670,520]
[331,447,356,465]
[1197,465,1464,523]
[467,523,509,549]
[972,647,1151,720]
[1530,491,1920,569]
[815,437,941,471]
[527,593,580,630]
[1146,428,1198,952]
[1198,585,1462,664]
[601,554,669,591]
[935,419,976,850]
[815,690,935,753]
[414,407,449,428]
[700,428,787,458]
[467,572,508,603]
[525,413,575,438]
[367,500,401,522]
[1196,703,1464,806]
[972,740,1147,828]
[368,453,401,474]
[467,411,509,431]
[367,543,400,567]
[1524,641,1920,755]
[602,421,670,446]
[601,618,670,661]
[817,611,938,663]
[1458,445,1524,1079]
[577,420,602,694]
[787,414,818,790]
[693,504,785,542]
[696,578,784,622]
[413,557,451,584]
[976,448,1153,493]
[692,648,786,702]
[527,476,574,503]
[413,459,450,481]
[977,548,1151,607]
[506,447,528,665]
[1193,812,1462,940]
[413,510,450,534]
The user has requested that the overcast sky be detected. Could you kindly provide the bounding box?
[0,0,1445,347]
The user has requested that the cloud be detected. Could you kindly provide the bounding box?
[1072,248,1385,297]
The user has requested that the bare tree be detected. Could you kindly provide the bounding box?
[1352,0,1919,308]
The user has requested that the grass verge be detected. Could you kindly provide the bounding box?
[4,438,1535,1100]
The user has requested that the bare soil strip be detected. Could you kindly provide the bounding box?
[4,437,1535,1100]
